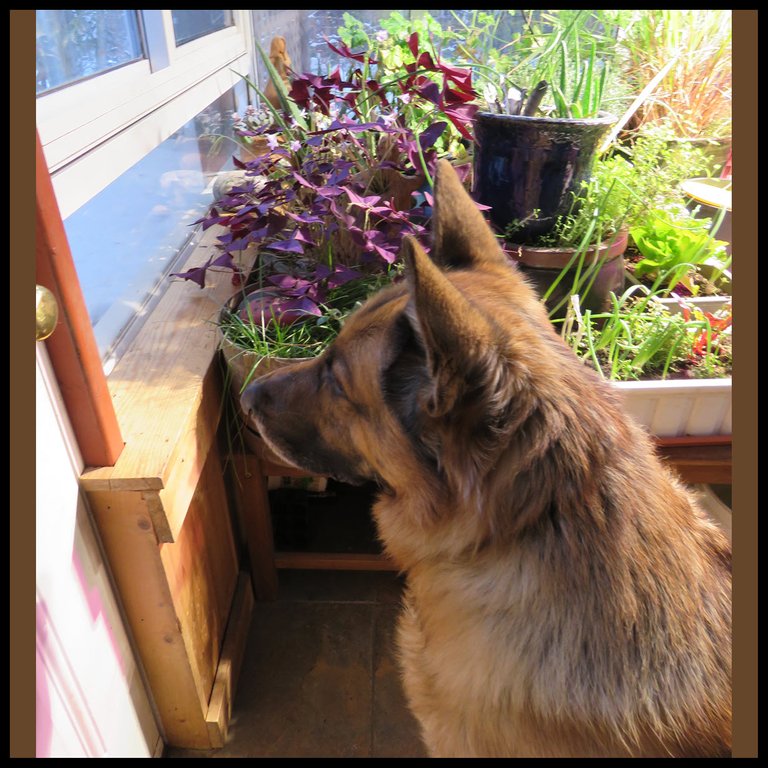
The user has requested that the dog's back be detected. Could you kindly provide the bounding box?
[244,160,732,757]
[384,164,731,757]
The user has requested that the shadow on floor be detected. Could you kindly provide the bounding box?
[165,569,427,758]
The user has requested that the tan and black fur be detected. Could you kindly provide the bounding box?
[241,160,732,757]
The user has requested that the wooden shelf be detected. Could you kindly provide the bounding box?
[654,435,732,484]
[233,431,732,602]
[274,551,397,570]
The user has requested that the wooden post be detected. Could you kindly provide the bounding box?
[230,452,280,601]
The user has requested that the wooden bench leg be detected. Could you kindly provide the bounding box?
[230,452,279,601]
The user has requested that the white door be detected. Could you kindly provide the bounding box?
[35,344,162,757]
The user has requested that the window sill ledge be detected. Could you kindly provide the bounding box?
[80,225,255,542]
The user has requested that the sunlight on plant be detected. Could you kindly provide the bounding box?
[617,9,732,139]
[558,289,732,381]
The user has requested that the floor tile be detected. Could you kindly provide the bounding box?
[164,570,424,759]
[372,604,428,757]
[224,601,374,757]
[274,568,403,604]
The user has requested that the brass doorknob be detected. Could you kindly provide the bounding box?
[36,285,59,341]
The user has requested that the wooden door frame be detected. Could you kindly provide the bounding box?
[35,130,124,467]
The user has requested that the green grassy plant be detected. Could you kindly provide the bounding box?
[617,9,732,140]
[557,287,732,381]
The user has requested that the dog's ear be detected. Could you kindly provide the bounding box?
[401,235,496,417]
[431,158,508,270]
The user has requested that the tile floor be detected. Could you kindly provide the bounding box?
[165,569,427,758]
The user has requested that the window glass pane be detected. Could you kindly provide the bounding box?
[172,10,233,46]
[36,10,144,94]
[62,86,245,361]
[250,10,518,76]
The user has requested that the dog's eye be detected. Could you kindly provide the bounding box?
[323,354,348,398]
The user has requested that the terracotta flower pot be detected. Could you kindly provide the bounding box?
[218,292,311,454]
[509,230,628,317]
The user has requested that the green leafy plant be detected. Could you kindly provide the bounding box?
[502,122,729,320]
[629,211,730,295]
[472,10,631,119]
[506,151,631,248]
[523,121,715,243]
[219,269,394,389]
[559,287,732,381]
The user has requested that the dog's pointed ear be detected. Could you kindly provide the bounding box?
[401,235,496,417]
[431,159,508,269]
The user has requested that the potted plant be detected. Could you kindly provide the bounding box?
[506,117,727,317]
[427,10,630,318]
[557,286,732,437]
[616,9,732,175]
[533,122,734,439]
[467,10,629,243]
[172,34,478,437]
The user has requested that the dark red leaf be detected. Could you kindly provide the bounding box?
[419,121,447,151]
[407,32,420,59]
[417,81,441,105]
[325,36,377,64]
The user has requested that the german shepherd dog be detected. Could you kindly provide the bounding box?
[241,160,732,757]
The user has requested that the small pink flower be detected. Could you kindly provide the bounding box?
[381,112,399,127]
[266,134,280,150]
[290,140,302,152]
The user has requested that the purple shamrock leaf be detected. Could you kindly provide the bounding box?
[267,239,305,254]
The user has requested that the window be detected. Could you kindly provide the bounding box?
[37,10,252,368]
[172,10,233,45]
[248,10,515,80]
[35,10,145,94]
[62,87,244,366]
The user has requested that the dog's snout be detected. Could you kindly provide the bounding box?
[240,379,270,419]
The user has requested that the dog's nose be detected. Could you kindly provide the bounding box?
[240,378,271,419]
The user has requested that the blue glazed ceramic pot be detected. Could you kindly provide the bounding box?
[472,111,615,244]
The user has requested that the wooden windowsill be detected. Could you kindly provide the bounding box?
[80,225,255,543]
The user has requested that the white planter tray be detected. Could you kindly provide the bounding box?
[613,377,731,437]
[611,295,731,437]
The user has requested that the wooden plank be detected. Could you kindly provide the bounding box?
[87,489,212,748]
[690,485,732,543]
[80,225,256,491]
[274,551,398,571]
[205,572,255,748]
[156,364,224,541]
[664,462,731,485]
[159,447,240,715]
[229,452,279,601]
[655,435,732,484]
[261,460,321,479]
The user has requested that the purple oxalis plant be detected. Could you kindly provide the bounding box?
[173,33,479,327]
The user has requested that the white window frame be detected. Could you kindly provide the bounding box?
[37,10,254,219]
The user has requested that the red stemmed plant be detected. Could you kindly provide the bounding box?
[174,33,478,334]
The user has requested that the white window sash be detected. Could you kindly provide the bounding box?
[37,10,254,218]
